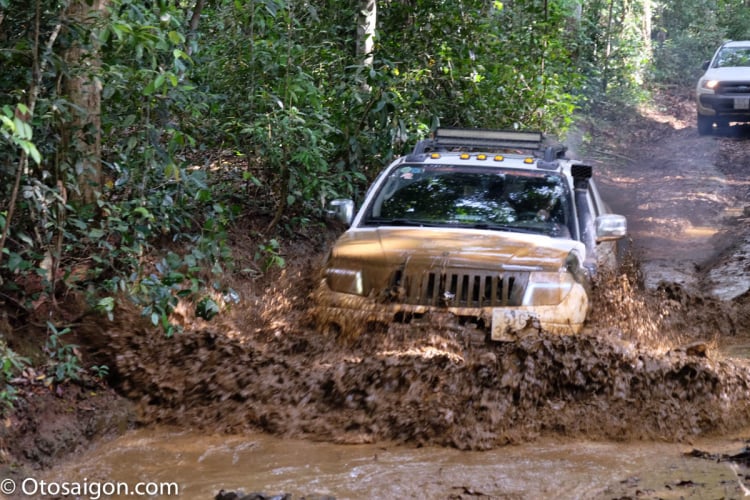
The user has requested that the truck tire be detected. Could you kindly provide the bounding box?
[697,114,713,136]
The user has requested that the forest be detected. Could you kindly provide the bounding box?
[0,0,749,410]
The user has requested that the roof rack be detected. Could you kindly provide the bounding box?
[411,127,566,160]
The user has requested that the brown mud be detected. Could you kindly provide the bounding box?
[4,89,750,478]
[78,303,750,449]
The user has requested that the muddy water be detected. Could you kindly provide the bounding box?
[47,428,750,499]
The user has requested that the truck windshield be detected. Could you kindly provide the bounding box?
[362,165,574,238]
[714,47,750,68]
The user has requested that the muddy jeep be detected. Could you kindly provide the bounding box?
[314,128,627,341]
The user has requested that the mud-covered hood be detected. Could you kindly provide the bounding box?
[330,227,585,271]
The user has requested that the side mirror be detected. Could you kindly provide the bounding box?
[702,60,710,71]
[326,199,355,226]
[595,214,626,242]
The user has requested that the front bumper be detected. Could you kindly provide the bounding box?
[698,92,750,120]
[313,280,589,341]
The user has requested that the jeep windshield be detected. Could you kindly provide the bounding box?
[361,165,574,238]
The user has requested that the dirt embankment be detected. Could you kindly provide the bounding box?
[4,89,750,469]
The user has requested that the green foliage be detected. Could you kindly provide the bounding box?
[572,0,652,110]
[44,322,82,383]
[196,296,220,321]
[0,0,233,343]
[94,189,233,336]
[717,1,750,40]
[0,104,41,164]
[651,32,722,86]
[197,0,342,221]
[89,364,110,380]
[649,0,749,86]
[255,238,285,271]
[336,0,581,178]
[0,340,30,409]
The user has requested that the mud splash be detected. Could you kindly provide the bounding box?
[77,260,750,452]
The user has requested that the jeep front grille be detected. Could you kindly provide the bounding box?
[386,269,528,307]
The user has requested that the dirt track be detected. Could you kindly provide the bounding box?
[68,92,750,452]
[584,92,750,297]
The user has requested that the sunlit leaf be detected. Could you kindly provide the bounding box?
[168,31,184,44]
[154,73,166,90]
[132,207,154,219]
[143,81,156,96]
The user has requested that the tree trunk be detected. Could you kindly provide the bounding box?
[642,0,652,55]
[63,0,108,205]
[186,0,206,55]
[357,0,377,69]
[602,0,615,92]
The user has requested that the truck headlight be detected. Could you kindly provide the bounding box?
[522,272,576,306]
[700,79,718,90]
[325,268,364,295]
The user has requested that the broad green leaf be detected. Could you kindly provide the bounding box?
[17,233,33,246]
[132,207,154,219]
[154,73,166,90]
[23,141,41,164]
[0,115,14,132]
[168,31,184,44]
[164,162,180,180]
[7,252,23,271]
[196,189,211,202]
[143,81,156,96]
[97,297,115,312]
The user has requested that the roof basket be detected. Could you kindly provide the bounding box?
[412,127,566,159]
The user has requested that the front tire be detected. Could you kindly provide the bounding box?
[697,114,713,136]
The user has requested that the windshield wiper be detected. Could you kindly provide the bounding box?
[366,218,542,233]
[365,217,439,227]
[471,222,539,234]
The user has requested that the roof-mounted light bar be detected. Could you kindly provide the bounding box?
[434,127,543,151]
[436,127,542,144]
[411,127,549,155]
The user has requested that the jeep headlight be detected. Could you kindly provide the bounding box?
[325,268,364,295]
[522,252,585,306]
[700,79,719,90]
[522,272,576,306]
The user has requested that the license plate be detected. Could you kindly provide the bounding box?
[734,97,750,110]
[491,309,537,341]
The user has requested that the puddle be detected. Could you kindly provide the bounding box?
[42,428,750,499]
[706,234,750,301]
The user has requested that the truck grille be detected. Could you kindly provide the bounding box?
[718,81,750,95]
[386,269,528,307]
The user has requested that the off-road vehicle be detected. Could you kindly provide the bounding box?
[315,128,627,341]
[696,40,750,135]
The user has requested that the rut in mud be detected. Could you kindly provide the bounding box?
[78,92,750,451]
